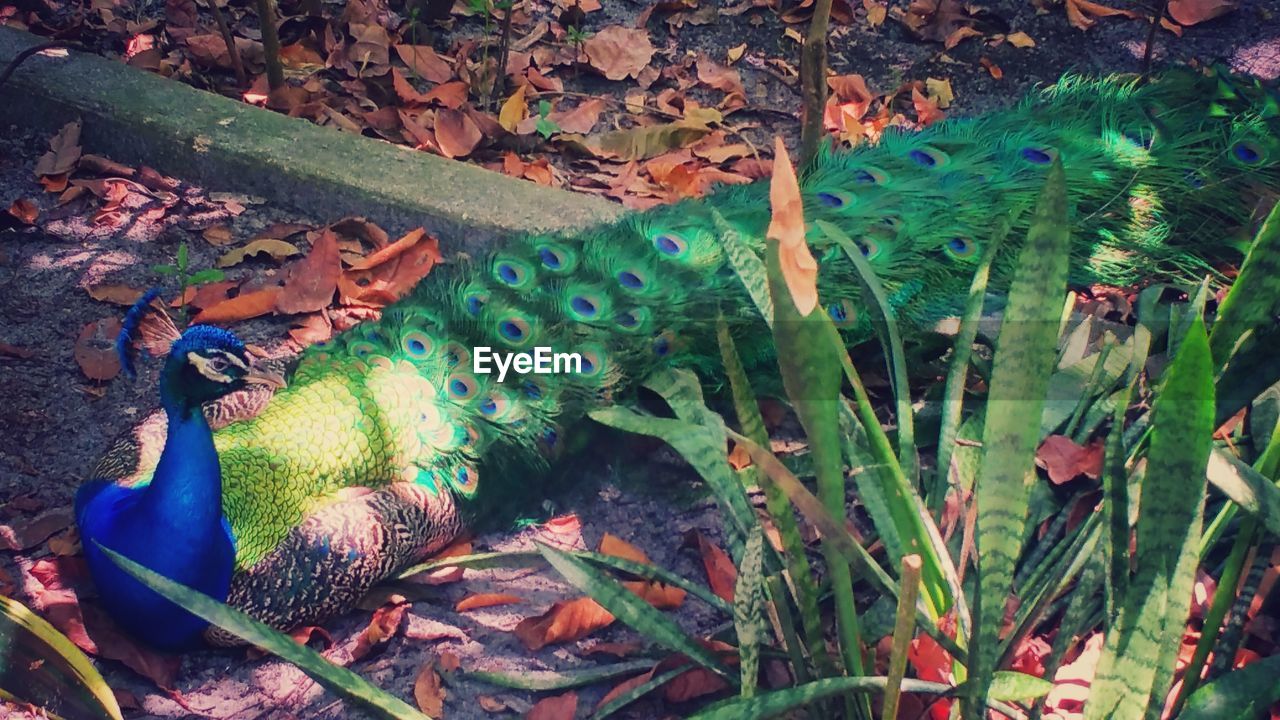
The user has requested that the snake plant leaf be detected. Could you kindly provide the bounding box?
[1085,315,1215,720]
[1208,202,1280,365]
[969,159,1072,715]
[467,660,658,691]
[1176,654,1280,720]
[0,594,123,720]
[98,545,430,720]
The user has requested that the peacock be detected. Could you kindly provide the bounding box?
[82,67,1279,648]
[76,292,285,649]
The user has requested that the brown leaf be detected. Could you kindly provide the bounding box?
[338,232,440,307]
[395,44,454,83]
[455,593,525,612]
[766,137,818,316]
[584,641,644,657]
[351,602,408,661]
[392,68,432,105]
[599,534,686,609]
[276,229,341,314]
[0,510,74,551]
[202,225,236,246]
[192,288,282,324]
[414,662,445,716]
[1063,0,1139,29]
[685,530,736,603]
[900,0,977,42]
[515,598,616,650]
[1036,435,1104,485]
[435,108,484,158]
[1167,0,1235,24]
[347,24,392,77]
[550,98,605,134]
[423,80,470,109]
[583,26,655,81]
[216,238,302,268]
[695,53,746,111]
[288,312,334,345]
[979,56,1003,79]
[34,121,82,178]
[86,284,144,306]
[347,227,429,270]
[186,281,238,310]
[75,317,122,381]
[78,152,136,176]
[8,198,38,224]
[911,87,945,126]
[527,692,577,720]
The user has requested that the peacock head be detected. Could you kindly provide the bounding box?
[160,325,285,413]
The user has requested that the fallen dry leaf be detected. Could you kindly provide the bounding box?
[86,284,144,306]
[414,662,445,716]
[1064,0,1139,30]
[1167,0,1235,25]
[34,121,82,178]
[395,44,455,83]
[347,23,392,77]
[216,238,301,268]
[1036,435,1104,485]
[515,597,617,651]
[912,87,945,126]
[276,229,341,314]
[192,288,282,324]
[583,26,655,81]
[435,108,484,158]
[202,225,235,246]
[499,84,530,132]
[7,198,38,224]
[979,56,1003,79]
[351,602,408,662]
[75,317,123,381]
[562,122,713,161]
[455,593,525,612]
[686,530,736,603]
[527,692,577,720]
[1006,30,1036,46]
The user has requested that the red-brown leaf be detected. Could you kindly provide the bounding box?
[455,593,525,612]
[435,108,484,158]
[192,288,282,324]
[1035,435,1104,485]
[75,317,122,381]
[275,228,341,314]
[686,530,736,603]
[527,691,577,720]
[351,602,408,662]
[0,510,74,551]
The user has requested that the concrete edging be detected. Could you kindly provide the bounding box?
[0,26,623,247]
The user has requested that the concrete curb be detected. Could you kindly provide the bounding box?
[0,27,623,248]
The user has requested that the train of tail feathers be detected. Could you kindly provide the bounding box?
[74,67,1279,649]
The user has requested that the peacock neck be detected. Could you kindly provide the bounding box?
[144,367,224,530]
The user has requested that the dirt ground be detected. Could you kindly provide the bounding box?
[1,2,1278,718]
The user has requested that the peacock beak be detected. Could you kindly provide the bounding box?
[245,365,287,390]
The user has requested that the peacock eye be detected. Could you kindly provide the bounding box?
[208,357,228,373]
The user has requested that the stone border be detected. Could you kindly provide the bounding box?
[0,27,622,248]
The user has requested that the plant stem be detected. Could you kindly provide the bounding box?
[256,0,285,90]
[798,0,834,165]
[491,0,516,109]
[206,0,247,86]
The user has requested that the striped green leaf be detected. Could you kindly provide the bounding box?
[1085,315,1215,720]
[0,594,123,720]
[687,677,1025,720]
[1208,202,1280,364]
[733,531,765,698]
[1177,653,1280,720]
[969,160,1072,716]
[99,545,429,720]
[468,660,658,691]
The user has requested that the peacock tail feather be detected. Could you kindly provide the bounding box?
[94,68,1279,639]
